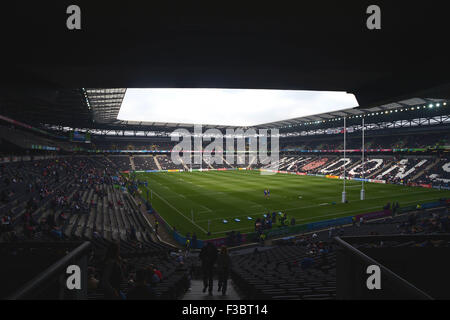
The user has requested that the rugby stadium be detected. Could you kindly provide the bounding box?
[1,1,450,303]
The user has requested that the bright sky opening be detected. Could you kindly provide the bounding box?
[117,88,359,126]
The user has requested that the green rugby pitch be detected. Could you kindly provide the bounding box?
[131,170,450,239]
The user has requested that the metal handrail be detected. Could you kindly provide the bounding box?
[334,236,433,300]
[338,234,450,244]
[6,241,91,300]
[0,241,83,249]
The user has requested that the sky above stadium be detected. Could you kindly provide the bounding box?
[117,88,359,126]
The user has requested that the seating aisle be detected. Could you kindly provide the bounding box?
[182,279,241,300]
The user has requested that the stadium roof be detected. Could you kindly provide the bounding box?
[257,98,449,129]
[0,88,126,128]
[89,96,448,131]
[0,86,448,133]
[0,88,93,128]
[1,2,450,132]
[85,88,127,123]
[2,2,450,109]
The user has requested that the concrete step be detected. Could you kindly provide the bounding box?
[182,279,241,300]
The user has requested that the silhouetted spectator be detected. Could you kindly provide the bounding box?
[127,269,156,300]
[100,243,125,299]
[217,246,231,295]
[199,242,218,295]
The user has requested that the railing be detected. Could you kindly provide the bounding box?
[336,234,450,244]
[6,241,91,300]
[334,236,434,300]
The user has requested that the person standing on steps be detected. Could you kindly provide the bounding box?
[154,219,159,234]
[199,242,218,296]
[185,238,191,257]
[217,246,232,296]
[100,242,125,299]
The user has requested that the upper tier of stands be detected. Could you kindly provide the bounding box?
[87,131,450,152]
[282,131,450,151]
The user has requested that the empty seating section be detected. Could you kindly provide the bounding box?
[115,152,449,188]
[157,155,184,170]
[375,157,429,182]
[263,155,449,186]
[133,156,158,170]
[418,158,450,186]
[231,244,336,300]
[107,155,132,171]
[91,132,450,154]
[282,132,450,151]
[230,205,450,300]
[91,140,174,151]
[0,125,61,150]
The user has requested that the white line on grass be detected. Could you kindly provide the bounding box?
[199,204,212,212]
[196,203,321,223]
[345,184,364,188]
[143,172,445,234]
[209,196,443,235]
[196,189,434,223]
[150,189,208,233]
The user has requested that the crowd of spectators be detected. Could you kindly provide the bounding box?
[0,154,195,300]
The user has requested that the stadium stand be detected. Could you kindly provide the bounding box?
[107,155,132,171]
[417,157,450,186]
[231,242,336,300]
[156,155,185,170]
[0,154,195,299]
[133,156,159,171]
[0,94,449,300]
[3,1,450,302]
[231,203,450,300]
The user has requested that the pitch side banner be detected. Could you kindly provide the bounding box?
[369,179,387,184]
